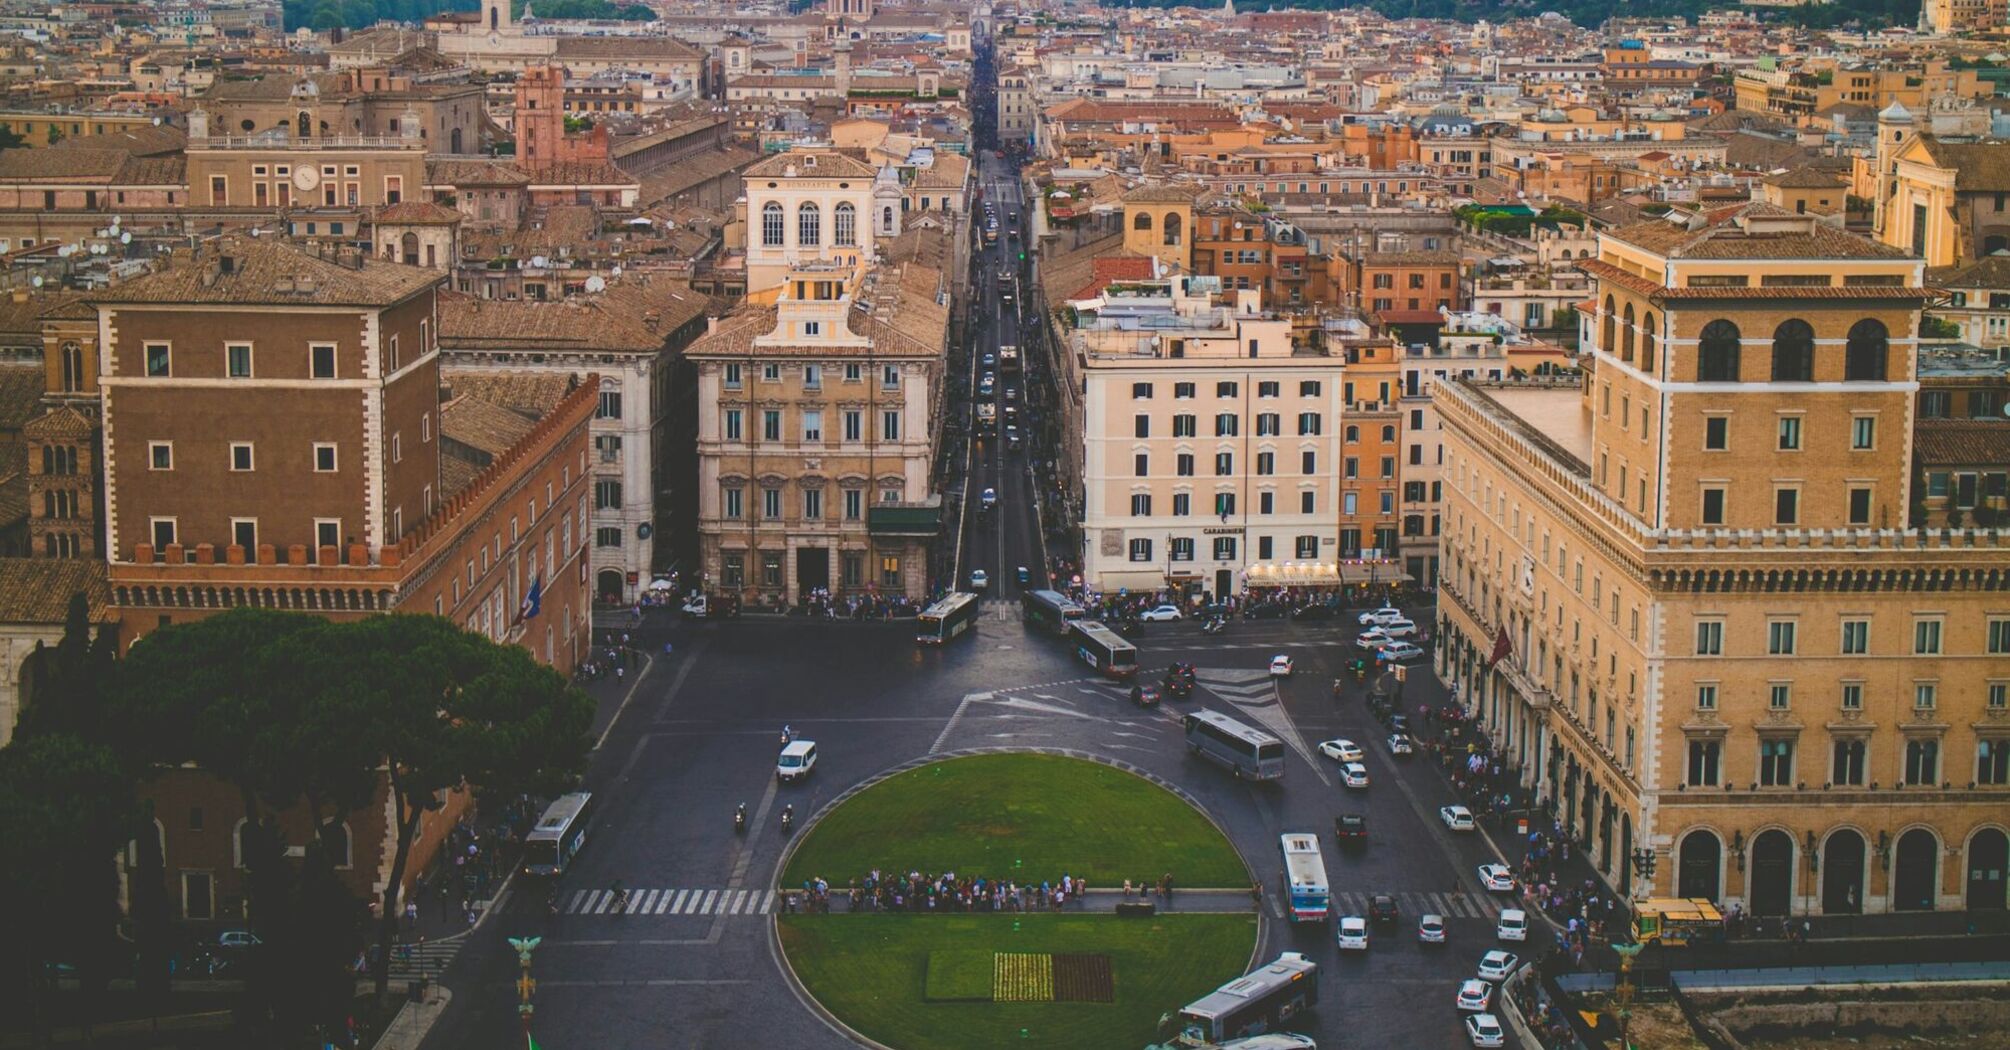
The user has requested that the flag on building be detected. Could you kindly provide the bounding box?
[515,574,544,625]
[1487,626,1512,669]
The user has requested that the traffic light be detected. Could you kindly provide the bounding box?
[1394,665,1408,683]
[1017,251,1025,261]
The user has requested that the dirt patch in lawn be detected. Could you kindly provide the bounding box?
[1052,953,1114,1003]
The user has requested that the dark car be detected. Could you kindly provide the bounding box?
[1163,676,1193,700]
[1388,714,1411,735]
[1130,684,1163,708]
[1369,894,1400,924]
[1246,604,1290,620]
[1167,660,1197,683]
[1291,604,1335,621]
[1334,813,1368,846]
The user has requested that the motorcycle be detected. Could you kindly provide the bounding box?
[780,804,795,833]
[1331,678,1345,701]
[734,803,748,835]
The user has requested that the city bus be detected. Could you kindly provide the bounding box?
[916,592,981,644]
[1183,710,1286,781]
[1169,951,1318,1046]
[1020,589,1084,638]
[998,342,1020,371]
[1279,833,1331,924]
[1069,620,1138,679]
[523,792,595,877]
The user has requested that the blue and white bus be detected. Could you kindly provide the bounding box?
[1069,620,1138,679]
[916,592,981,644]
[1020,589,1084,638]
[523,792,595,877]
[1279,833,1331,924]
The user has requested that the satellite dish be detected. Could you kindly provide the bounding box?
[31,275,43,288]
[57,244,75,257]
[121,232,132,244]
[531,255,549,268]
[610,265,622,277]
[584,276,607,293]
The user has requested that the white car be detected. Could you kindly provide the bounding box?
[1440,805,1476,831]
[1496,908,1528,942]
[1376,617,1419,639]
[1456,978,1492,1013]
[1222,1035,1320,1050]
[777,740,818,782]
[1477,950,1520,982]
[1465,1013,1506,1048]
[1418,913,1447,944]
[679,594,709,616]
[1387,733,1415,756]
[1341,762,1370,789]
[1336,915,1369,951]
[1358,605,1405,627]
[1318,739,1364,763]
[981,487,998,509]
[969,569,990,590]
[1477,863,1515,893]
[1139,604,1184,622]
[1353,630,1393,651]
[1268,654,1294,677]
[1380,641,1426,663]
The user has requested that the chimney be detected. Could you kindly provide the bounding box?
[643,310,660,332]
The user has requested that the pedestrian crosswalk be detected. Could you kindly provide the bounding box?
[384,937,465,982]
[559,887,776,917]
[1328,890,1504,920]
[984,600,1023,621]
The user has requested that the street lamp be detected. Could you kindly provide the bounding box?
[508,936,542,1037]
[1629,846,1658,892]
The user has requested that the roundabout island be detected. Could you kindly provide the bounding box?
[775,752,1260,1050]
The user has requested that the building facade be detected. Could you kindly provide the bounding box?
[1435,205,2010,917]
[1077,279,1344,598]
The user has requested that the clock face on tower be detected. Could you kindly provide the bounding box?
[292,166,320,192]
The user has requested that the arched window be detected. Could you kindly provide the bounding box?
[1600,295,1616,356]
[1845,319,1888,381]
[1380,424,1396,441]
[881,205,895,235]
[833,202,856,246]
[296,111,311,139]
[1163,212,1183,246]
[59,341,83,392]
[1640,312,1657,372]
[1697,319,1741,382]
[797,202,821,247]
[1133,211,1153,231]
[1770,319,1815,382]
[1621,303,1636,363]
[761,202,784,247]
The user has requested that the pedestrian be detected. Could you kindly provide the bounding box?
[1122,879,1134,901]
[403,900,418,930]
[1163,872,1174,906]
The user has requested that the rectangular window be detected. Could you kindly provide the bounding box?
[1170,537,1194,561]
[724,409,743,441]
[762,364,780,383]
[1695,620,1723,656]
[1914,682,1937,710]
[843,411,862,442]
[596,526,622,548]
[1258,381,1279,398]
[723,488,743,519]
[1256,452,1273,475]
[724,363,742,389]
[803,364,821,389]
[1215,452,1233,476]
[1130,494,1152,517]
[762,488,782,519]
[309,344,337,379]
[882,411,900,441]
[1303,492,1317,514]
[1914,619,1942,655]
[313,443,337,472]
[1848,487,1872,525]
[844,489,862,521]
[1176,453,1194,477]
[1904,739,1938,785]
[1261,491,1275,515]
[1777,416,1801,451]
[762,410,782,442]
[229,443,254,472]
[1299,380,1321,397]
[230,519,256,554]
[1216,381,1239,397]
[1128,538,1152,562]
[1132,382,1153,398]
[1989,619,2010,654]
[1851,416,1876,450]
[1214,493,1235,516]
[226,343,253,378]
[595,479,623,510]
[1700,487,1725,525]
[1214,413,1238,437]
[882,365,900,390]
[1135,453,1150,477]
[1841,619,1870,655]
[1696,684,1718,710]
[1301,451,1316,474]
[1172,493,1190,516]
[1134,414,1151,439]
[803,489,822,520]
[144,343,171,377]
[1979,740,2010,786]
[1769,683,1791,710]
[1687,740,1719,786]
[1758,739,1794,786]
[150,517,176,551]
[1768,621,1797,655]
[1174,382,1195,399]
[597,391,622,419]
[1297,412,1321,436]
[1256,413,1279,436]
[1842,682,1864,710]
[1173,415,1196,438]
[1774,488,1799,526]
[802,410,823,443]
[1212,536,1237,561]
[149,441,173,470]
[1832,738,1866,786]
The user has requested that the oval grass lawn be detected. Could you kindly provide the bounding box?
[779,753,1248,890]
[780,912,1257,1050]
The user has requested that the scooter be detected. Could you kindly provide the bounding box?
[734,803,747,835]
[780,804,795,834]
[1331,678,1345,701]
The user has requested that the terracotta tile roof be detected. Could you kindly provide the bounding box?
[427,158,532,186]
[1937,255,2010,290]
[438,278,707,353]
[1122,181,1207,204]
[23,404,96,440]
[1577,257,1935,302]
[1604,203,1909,261]
[438,370,575,417]
[440,392,536,460]
[686,262,945,360]
[554,35,704,61]
[0,292,84,344]
[0,557,111,625]
[1762,166,1847,189]
[743,148,878,181]
[1913,420,2010,467]
[90,237,442,308]
[0,366,43,429]
[526,162,637,188]
[1039,230,1129,311]
[1376,309,1446,324]
[637,144,761,206]
[114,155,185,186]
[50,123,186,157]
[1069,256,1155,300]
[376,200,462,224]
[0,471,22,531]
[1913,136,2010,193]
[0,148,127,182]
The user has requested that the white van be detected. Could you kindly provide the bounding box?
[777,740,818,783]
[1496,908,1527,942]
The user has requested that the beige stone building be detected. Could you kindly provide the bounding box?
[1436,204,2010,918]
[1076,277,1344,598]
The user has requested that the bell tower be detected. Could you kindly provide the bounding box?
[485,0,510,33]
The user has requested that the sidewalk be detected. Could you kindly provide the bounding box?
[776,887,1261,915]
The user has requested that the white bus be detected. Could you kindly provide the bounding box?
[1279,833,1331,924]
[1183,710,1286,781]
[1174,951,1319,1046]
[523,792,595,877]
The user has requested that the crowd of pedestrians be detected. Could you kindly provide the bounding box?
[784,869,1097,914]
[795,588,923,619]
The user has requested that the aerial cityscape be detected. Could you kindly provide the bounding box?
[0,0,2006,1048]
